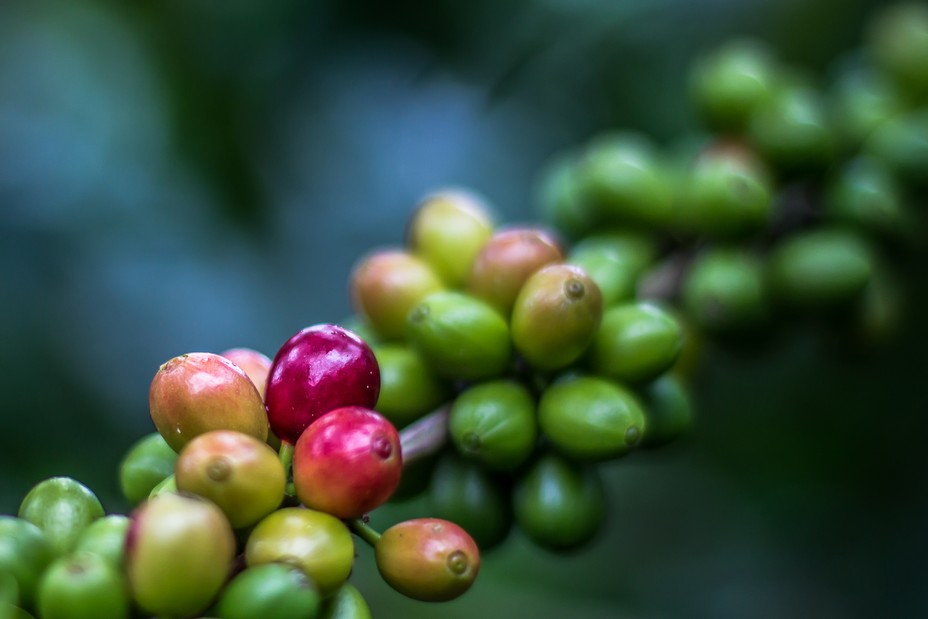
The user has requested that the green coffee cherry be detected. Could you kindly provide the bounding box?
[830,61,905,150]
[690,39,779,133]
[245,508,354,598]
[406,291,511,380]
[536,153,597,241]
[590,302,683,383]
[0,517,53,610]
[427,452,513,551]
[350,249,444,341]
[406,189,495,288]
[865,110,928,185]
[18,478,104,557]
[119,433,178,506]
[36,553,129,619]
[767,228,874,310]
[678,145,773,238]
[126,493,235,618]
[868,2,928,99]
[749,83,835,174]
[72,515,129,568]
[538,375,646,460]
[513,453,605,552]
[372,343,451,428]
[449,380,536,470]
[510,264,603,371]
[148,474,176,498]
[566,232,657,307]
[0,571,17,611]
[824,156,907,238]
[682,249,768,334]
[319,583,372,619]
[215,564,320,619]
[575,132,674,229]
[638,374,695,448]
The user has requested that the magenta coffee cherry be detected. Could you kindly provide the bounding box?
[149,352,268,452]
[292,406,402,519]
[265,324,380,445]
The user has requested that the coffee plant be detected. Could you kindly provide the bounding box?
[1,2,926,617]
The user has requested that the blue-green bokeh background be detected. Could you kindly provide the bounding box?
[1,1,925,617]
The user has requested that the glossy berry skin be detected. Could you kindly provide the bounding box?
[375,518,480,602]
[265,324,380,445]
[149,352,268,453]
[0,517,53,609]
[215,563,320,619]
[566,232,657,307]
[119,433,178,507]
[37,552,130,619]
[320,583,372,619]
[220,348,273,399]
[292,406,402,519]
[372,343,450,429]
[72,515,130,568]
[589,302,683,383]
[18,477,104,557]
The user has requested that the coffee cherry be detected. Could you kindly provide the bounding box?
[690,39,779,133]
[748,83,835,174]
[824,156,907,239]
[513,452,605,552]
[119,433,178,506]
[538,375,646,460]
[864,109,928,185]
[148,474,176,499]
[292,406,401,519]
[175,430,286,528]
[245,507,354,597]
[575,132,674,229]
[767,228,874,310]
[406,189,495,288]
[511,264,603,371]
[867,2,928,99]
[427,452,513,551]
[536,153,597,241]
[18,477,104,557]
[220,348,273,399]
[589,302,683,383]
[265,324,380,445]
[215,563,321,619]
[830,61,905,151]
[72,515,129,568]
[466,226,564,316]
[449,380,537,470]
[638,374,695,448]
[319,583,372,619]
[0,517,53,609]
[372,343,451,428]
[566,232,657,307]
[126,493,235,618]
[375,518,480,602]
[682,249,768,334]
[149,352,268,452]
[36,552,129,619]
[350,249,444,341]
[406,291,512,380]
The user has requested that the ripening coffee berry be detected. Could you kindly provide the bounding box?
[292,406,402,519]
[18,477,104,557]
[375,518,480,602]
[36,552,130,619]
[220,347,273,399]
[265,324,380,445]
[566,232,657,307]
[149,352,268,452]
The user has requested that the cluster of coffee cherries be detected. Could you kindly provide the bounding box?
[1,332,480,619]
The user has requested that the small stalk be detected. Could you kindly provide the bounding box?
[347,517,382,547]
[398,404,451,466]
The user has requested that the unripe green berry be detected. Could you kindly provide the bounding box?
[18,477,104,557]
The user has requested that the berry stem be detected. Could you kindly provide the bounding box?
[398,404,451,466]
[347,518,383,547]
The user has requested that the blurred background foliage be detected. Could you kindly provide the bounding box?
[1,0,925,617]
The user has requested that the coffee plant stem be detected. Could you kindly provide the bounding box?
[347,517,383,547]
[398,404,451,466]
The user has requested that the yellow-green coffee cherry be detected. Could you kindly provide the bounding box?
[175,430,286,529]
[590,302,683,383]
[449,380,537,470]
[215,564,321,619]
[126,493,235,618]
[574,132,674,229]
[682,249,768,334]
[513,453,605,552]
[372,343,451,428]
[72,515,129,568]
[406,291,511,381]
[538,375,646,460]
[245,508,354,598]
[767,229,873,310]
[37,553,129,619]
[511,264,603,371]
[0,517,53,610]
[566,232,657,307]
[119,433,178,506]
[319,583,372,619]
[638,375,695,448]
[350,249,444,341]
[406,189,495,288]
[18,478,104,557]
